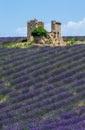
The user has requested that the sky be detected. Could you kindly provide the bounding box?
[0,0,85,37]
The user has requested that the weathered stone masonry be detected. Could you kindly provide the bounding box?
[27,19,62,44]
[51,21,61,44]
[27,19,44,41]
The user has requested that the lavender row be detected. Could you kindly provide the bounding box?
[1,43,85,70]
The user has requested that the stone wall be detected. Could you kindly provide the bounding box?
[27,19,62,45]
[51,21,61,44]
[37,22,44,28]
[27,19,44,41]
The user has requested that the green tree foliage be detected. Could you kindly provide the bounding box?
[31,27,48,37]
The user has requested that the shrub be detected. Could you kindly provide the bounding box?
[31,27,48,38]
[67,39,76,45]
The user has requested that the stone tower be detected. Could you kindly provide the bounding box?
[51,20,61,44]
[27,19,44,41]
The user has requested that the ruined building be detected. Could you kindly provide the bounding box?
[27,19,44,41]
[51,21,61,44]
[27,19,62,44]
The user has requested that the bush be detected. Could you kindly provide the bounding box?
[31,27,48,38]
[67,39,76,45]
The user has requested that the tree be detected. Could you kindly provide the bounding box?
[31,26,48,38]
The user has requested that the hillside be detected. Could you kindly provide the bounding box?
[0,44,85,129]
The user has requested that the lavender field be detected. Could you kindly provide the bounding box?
[0,44,85,130]
[0,37,26,44]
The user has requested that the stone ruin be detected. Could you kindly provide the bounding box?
[27,19,63,45]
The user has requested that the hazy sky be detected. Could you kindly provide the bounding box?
[0,0,85,37]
